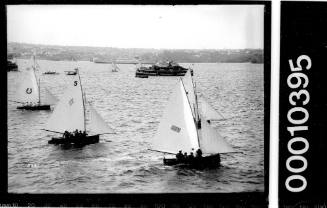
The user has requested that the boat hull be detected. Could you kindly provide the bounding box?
[17,105,51,110]
[135,65,190,77]
[48,135,99,146]
[7,60,18,71]
[7,66,19,72]
[163,154,221,169]
[65,72,77,75]
[135,70,157,76]
[135,74,149,78]
[43,72,59,75]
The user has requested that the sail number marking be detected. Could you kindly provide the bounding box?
[285,55,311,193]
[74,81,78,86]
[171,125,181,133]
[26,88,32,94]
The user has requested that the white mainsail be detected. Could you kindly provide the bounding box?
[15,68,39,104]
[152,80,199,154]
[153,69,236,156]
[45,75,85,133]
[182,70,197,119]
[199,97,225,120]
[199,115,235,154]
[43,88,59,105]
[88,105,115,135]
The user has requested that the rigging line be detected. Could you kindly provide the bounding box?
[180,78,201,149]
[189,70,200,122]
[38,78,41,105]
[218,151,243,154]
[193,79,200,122]
[180,78,196,120]
[32,66,40,105]
[147,149,176,155]
[8,100,24,104]
[92,132,117,136]
[77,69,86,132]
[185,73,200,123]
[41,129,64,134]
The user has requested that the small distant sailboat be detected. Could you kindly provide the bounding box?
[151,70,236,168]
[65,59,78,75]
[64,68,78,75]
[13,67,58,110]
[44,69,114,146]
[111,62,119,72]
[43,70,59,75]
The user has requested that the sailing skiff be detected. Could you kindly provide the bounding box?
[64,68,78,75]
[43,69,114,146]
[14,67,58,110]
[111,62,119,72]
[151,70,236,168]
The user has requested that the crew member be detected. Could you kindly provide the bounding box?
[188,152,195,162]
[196,149,203,158]
[176,150,184,161]
[187,152,194,163]
[63,131,69,139]
[74,129,79,137]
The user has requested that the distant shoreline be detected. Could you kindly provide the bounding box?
[8,42,264,64]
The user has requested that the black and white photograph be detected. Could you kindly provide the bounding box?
[5,3,269,205]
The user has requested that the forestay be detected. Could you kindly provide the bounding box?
[45,76,85,133]
[199,97,225,120]
[88,105,115,135]
[152,80,199,154]
[199,115,235,154]
[16,68,39,104]
[182,70,197,120]
[31,55,40,71]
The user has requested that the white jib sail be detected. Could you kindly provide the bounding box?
[43,88,59,105]
[15,68,39,104]
[199,115,235,154]
[199,97,225,120]
[182,70,197,119]
[112,62,119,71]
[45,76,85,133]
[152,80,199,154]
[88,105,115,135]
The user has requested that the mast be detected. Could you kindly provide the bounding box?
[180,78,201,149]
[38,78,41,105]
[77,69,86,132]
[32,55,35,70]
[191,73,200,123]
[32,67,41,105]
[32,54,37,71]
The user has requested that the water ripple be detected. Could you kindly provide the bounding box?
[8,61,264,193]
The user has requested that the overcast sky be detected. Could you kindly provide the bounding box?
[7,5,264,49]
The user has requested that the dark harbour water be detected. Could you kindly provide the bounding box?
[8,60,264,193]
